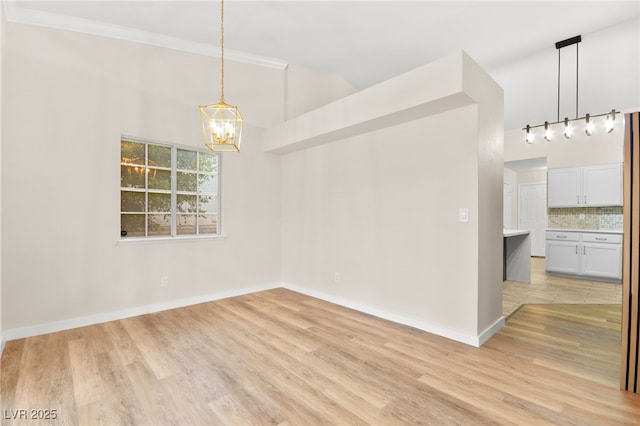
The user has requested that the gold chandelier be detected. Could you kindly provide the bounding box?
[199,0,243,152]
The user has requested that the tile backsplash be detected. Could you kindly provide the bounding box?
[548,206,623,230]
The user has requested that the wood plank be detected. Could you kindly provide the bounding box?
[2,290,640,424]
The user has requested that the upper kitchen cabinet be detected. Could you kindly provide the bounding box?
[547,167,581,207]
[547,163,622,207]
[583,164,622,206]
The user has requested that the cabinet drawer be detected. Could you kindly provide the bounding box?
[546,231,579,242]
[582,233,622,244]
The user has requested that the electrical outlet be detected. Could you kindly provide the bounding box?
[160,276,169,287]
[334,272,341,284]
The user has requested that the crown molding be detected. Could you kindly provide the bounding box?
[2,1,289,70]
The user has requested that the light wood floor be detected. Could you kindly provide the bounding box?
[2,287,640,425]
[503,257,622,317]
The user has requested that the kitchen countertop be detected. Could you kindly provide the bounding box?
[546,228,623,234]
[503,230,531,237]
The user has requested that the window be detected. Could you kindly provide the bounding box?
[120,138,220,239]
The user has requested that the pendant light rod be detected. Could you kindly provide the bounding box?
[521,110,619,131]
[555,35,582,122]
[557,48,560,122]
[575,41,579,119]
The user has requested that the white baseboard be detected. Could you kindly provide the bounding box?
[3,282,281,342]
[477,315,505,346]
[2,282,505,349]
[283,282,500,347]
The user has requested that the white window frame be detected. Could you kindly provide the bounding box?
[119,136,224,244]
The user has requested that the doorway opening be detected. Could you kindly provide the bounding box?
[503,156,622,390]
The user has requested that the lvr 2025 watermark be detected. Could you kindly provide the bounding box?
[3,409,58,420]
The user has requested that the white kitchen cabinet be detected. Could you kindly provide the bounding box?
[547,168,581,207]
[582,164,622,206]
[547,163,622,207]
[546,240,580,275]
[582,243,622,279]
[545,230,622,281]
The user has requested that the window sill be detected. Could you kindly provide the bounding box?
[117,234,227,246]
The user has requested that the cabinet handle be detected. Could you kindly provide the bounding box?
[584,195,587,204]
[584,246,586,255]
[557,235,567,238]
[577,195,580,204]
[576,245,578,254]
[595,237,608,241]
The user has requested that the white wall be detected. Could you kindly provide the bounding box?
[282,107,484,339]
[503,168,517,228]
[0,22,353,337]
[285,65,357,119]
[465,56,505,338]
[518,171,546,186]
[269,51,504,346]
[274,51,503,346]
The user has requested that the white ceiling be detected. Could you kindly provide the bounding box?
[4,1,640,126]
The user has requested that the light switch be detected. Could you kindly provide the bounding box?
[459,208,469,223]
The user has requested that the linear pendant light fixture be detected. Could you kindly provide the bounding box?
[199,0,244,152]
[523,35,618,143]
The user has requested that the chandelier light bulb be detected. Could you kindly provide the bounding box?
[525,125,534,144]
[544,121,552,142]
[563,117,572,139]
[585,113,593,136]
[209,119,237,142]
[605,109,616,133]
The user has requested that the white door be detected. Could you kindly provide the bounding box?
[503,182,512,229]
[519,182,548,257]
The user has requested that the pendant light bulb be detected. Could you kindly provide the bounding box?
[544,121,552,142]
[585,113,593,136]
[605,109,615,133]
[563,117,572,139]
[525,125,534,144]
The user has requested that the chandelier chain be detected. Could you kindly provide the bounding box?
[220,0,225,102]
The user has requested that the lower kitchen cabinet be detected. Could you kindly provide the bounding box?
[546,240,580,275]
[582,243,622,280]
[545,230,622,282]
